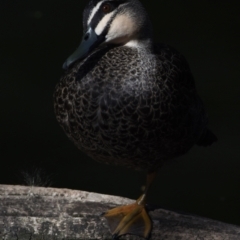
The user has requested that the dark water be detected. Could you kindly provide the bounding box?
[1,0,240,226]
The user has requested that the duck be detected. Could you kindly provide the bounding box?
[54,0,217,239]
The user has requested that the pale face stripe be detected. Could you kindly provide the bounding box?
[95,11,116,36]
[87,0,105,26]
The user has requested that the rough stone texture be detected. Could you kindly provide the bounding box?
[0,184,240,240]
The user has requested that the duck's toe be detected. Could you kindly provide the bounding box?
[104,201,152,239]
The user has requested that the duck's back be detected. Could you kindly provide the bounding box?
[54,44,214,170]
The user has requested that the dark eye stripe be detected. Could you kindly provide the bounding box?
[89,1,126,32]
[99,10,119,38]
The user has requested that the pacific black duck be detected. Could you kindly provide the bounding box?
[54,0,217,238]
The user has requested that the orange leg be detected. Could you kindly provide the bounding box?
[104,171,157,239]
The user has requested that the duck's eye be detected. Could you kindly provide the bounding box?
[102,4,112,13]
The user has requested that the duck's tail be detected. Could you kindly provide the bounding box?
[197,128,218,147]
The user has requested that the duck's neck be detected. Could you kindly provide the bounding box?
[124,38,153,51]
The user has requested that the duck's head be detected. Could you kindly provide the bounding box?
[63,0,152,69]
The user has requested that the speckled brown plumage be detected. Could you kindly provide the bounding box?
[54,43,216,171]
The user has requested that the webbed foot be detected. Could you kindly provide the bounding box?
[104,195,152,239]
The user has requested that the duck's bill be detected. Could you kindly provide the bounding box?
[63,27,104,70]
